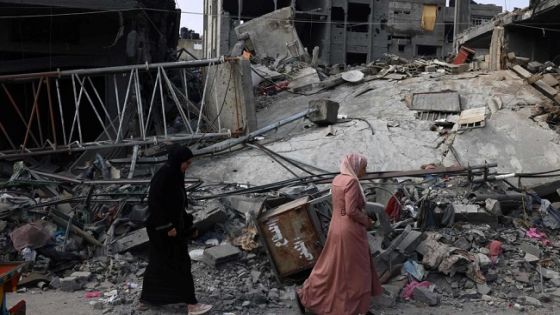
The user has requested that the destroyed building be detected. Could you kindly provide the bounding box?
[203,0,501,64]
[5,0,560,314]
[456,0,560,63]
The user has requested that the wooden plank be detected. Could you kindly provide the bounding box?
[512,65,532,79]
[534,80,559,97]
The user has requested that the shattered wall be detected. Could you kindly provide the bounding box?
[204,0,501,65]
[456,1,560,64]
[234,7,307,60]
[203,59,257,135]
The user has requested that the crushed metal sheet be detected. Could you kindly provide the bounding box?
[411,91,461,113]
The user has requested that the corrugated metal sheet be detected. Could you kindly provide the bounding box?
[411,91,461,113]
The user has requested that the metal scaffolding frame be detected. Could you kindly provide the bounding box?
[0,58,234,159]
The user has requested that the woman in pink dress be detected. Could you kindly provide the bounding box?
[297,153,383,315]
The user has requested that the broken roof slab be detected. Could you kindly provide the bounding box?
[456,0,560,47]
[190,70,558,188]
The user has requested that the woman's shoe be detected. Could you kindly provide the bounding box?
[187,303,213,315]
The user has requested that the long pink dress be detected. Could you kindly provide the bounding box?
[298,174,383,315]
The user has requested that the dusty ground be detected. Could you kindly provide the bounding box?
[8,289,559,315]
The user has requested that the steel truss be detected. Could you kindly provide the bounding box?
[0,58,233,159]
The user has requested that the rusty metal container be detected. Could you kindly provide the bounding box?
[256,196,324,281]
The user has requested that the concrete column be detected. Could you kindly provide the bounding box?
[367,0,374,62]
[203,59,257,135]
[453,0,471,52]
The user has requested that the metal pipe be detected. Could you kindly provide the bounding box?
[161,67,194,134]
[197,64,212,133]
[31,82,44,146]
[134,69,146,140]
[45,78,58,146]
[247,143,301,178]
[195,109,312,156]
[116,70,135,141]
[75,75,113,140]
[55,79,67,145]
[182,69,191,123]
[0,132,231,160]
[113,74,121,118]
[32,169,201,185]
[87,77,117,134]
[50,213,103,247]
[128,145,139,180]
[0,121,16,149]
[157,67,168,137]
[144,68,161,137]
[0,58,225,82]
[2,83,40,147]
[22,77,44,150]
[69,74,84,143]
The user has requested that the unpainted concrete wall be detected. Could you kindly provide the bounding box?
[203,59,257,135]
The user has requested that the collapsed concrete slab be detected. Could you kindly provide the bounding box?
[234,7,307,61]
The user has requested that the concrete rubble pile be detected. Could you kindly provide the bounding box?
[4,3,560,315]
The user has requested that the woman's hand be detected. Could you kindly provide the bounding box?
[368,219,376,230]
[167,228,177,237]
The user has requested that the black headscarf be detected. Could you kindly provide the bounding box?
[167,145,193,170]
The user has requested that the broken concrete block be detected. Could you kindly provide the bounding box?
[371,284,401,308]
[70,271,92,282]
[515,271,531,284]
[235,7,306,60]
[520,242,542,258]
[453,204,493,223]
[60,276,83,292]
[220,196,265,217]
[542,73,559,87]
[412,286,441,306]
[551,277,560,287]
[90,301,104,310]
[194,206,228,234]
[114,228,149,253]
[539,268,560,280]
[203,244,241,266]
[308,99,340,126]
[521,295,542,307]
[485,199,502,215]
[396,230,424,255]
[477,283,492,295]
[288,67,321,92]
[425,65,437,72]
[527,61,543,73]
[476,253,491,268]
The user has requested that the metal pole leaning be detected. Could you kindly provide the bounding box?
[55,79,67,145]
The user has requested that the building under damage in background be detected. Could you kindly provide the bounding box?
[5,0,560,314]
[456,0,560,63]
[203,0,501,64]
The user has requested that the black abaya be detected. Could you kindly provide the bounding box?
[140,146,197,305]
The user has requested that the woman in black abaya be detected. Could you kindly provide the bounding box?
[140,145,212,315]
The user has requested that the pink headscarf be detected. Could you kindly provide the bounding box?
[340,153,368,202]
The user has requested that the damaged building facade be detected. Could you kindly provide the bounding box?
[456,0,560,63]
[203,0,501,64]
